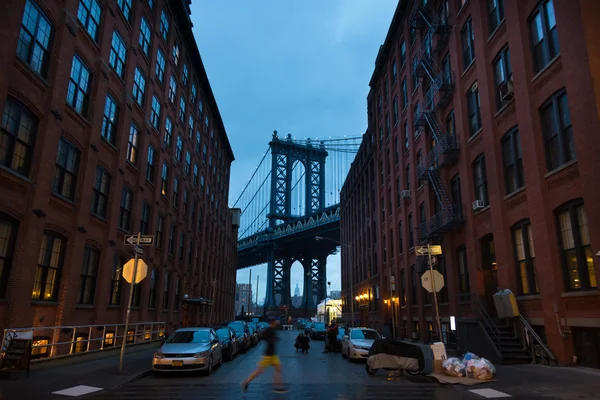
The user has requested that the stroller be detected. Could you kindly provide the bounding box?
[365,339,431,376]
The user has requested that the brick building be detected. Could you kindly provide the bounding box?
[340,0,600,367]
[0,0,238,343]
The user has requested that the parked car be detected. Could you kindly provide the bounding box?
[248,325,259,347]
[337,328,346,345]
[304,322,314,335]
[215,326,238,361]
[249,322,262,340]
[310,322,327,340]
[228,321,250,353]
[152,328,222,375]
[341,328,381,361]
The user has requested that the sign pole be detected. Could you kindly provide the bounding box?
[119,232,140,373]
[389,266,396,340]
[428,243,443,342]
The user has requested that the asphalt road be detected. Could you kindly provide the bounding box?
[89,330,477,400]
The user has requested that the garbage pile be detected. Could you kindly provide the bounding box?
[441,352,496,380]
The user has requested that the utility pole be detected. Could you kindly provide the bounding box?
[428,243,443,342]
[255,275,259,315]
[389,265,396,340]
[248,270,252,316]
[119,232,140,374]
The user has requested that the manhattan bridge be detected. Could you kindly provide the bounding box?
[233,131,361,317]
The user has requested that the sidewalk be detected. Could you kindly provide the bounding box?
[0,345,158,400]
[454,363,600,399]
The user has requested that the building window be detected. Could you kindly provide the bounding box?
[117,0,132,23]
[488,0,504,33]
[472,154,488,206]
[32,232,64,301]
[179,96,186,123]
[184,151,191,175]
[403,121,409,151]
[155,49,165,83]
[66,56,91,115]
[148,269,157,308]
[92,167,110,218]
[0,216,18,298]
[493,47,512,110]
[168,225,175,256]
[1,98,37,176]
[408,213,414,248]
[109,254,124,305]
[172,177,179,209]
[501,128,524,194]
[155,215,164,249]
[132,68,146,106]
[466,83,481,136]
[160,10,169,41]
[127,123,139,165]
[178,234,185,261]
[139,17,151,57]
[146,0,153,10]
[175,135,183,162]
[200,175,205,194]
[556,201,596,291]
[405,164,410,191]
[411,264,417,305]
[164,117,173,147]
[392,96,399,125]
[195,131,201,152]
[146,145,155,183]
[18,0,53,78]
[150,95,161,129]
[398,221,403,254]
[77,246,99,304]
[183,189,189,217]
[461,18,475,69]
[132,282,140,307]
[451,174,461,207]
[457,245,470,295]
[188,115,194,138]
[163,272,170,309]
[77,0,101,42]
[512,220,538,294]
[529,0,559,73]
[108,31,127,79]
[411,57,419,91]
[172,42,180,65]
[119,187,133,231]
[100,95,119,145]
[168,75,176,103]
[540,89,574,171]
[191,83,197,106]
[419,202,426,226]
[52,138,80,200]
[182,64,189,86]
[399,269,406,306]
[161,162,168,197]
[140,202,150,235]
[193,163,199,187]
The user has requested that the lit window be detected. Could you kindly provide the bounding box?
[17,0,53,77]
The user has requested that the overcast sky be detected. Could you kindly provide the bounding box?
[191,0,398,304]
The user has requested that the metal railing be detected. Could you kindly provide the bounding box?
[516,315,557,366]
[457,293,502,360]
[1,321,166,362]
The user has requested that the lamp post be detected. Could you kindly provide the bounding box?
[315,236,354,327]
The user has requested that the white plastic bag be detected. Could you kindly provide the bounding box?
[465,357,495,380]
[442,357,466,377]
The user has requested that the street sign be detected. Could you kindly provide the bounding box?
[124,235,154,246]
[415,245,442,256]
[421,270,445,293]
[430,256,437,265]
[122,258,148,283]
[133,245,144,256]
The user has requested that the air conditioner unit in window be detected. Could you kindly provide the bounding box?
[499,80,514,102]
[401,190,411,199]
[472,200,485,210]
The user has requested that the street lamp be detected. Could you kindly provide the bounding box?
[315,236,354,327]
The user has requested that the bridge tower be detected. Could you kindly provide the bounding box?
[264,131,330,315]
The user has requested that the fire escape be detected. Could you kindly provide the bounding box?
[411,3,464,240]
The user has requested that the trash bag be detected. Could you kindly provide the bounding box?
[462,352,480,362]
[442,357,466,377]
[465,357,495,380]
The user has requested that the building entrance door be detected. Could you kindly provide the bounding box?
[480,234,498,315]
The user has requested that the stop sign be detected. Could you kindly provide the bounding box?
[122,258,148,283]
[421,270,444,293]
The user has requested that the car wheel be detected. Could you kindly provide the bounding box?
[206,356,213,376]
[366,364,378,375]
[347,349,352,362]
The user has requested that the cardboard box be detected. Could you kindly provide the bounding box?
[433,359,445,375]
[430,342,447,360]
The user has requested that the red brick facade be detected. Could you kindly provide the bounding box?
[0,0,237,336]
[341,0,600,366]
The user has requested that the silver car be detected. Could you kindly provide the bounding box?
[152,328,222,374]
[341,328,381,361]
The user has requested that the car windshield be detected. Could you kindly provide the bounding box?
[229,323,245,333]
[350,330,380,340]
[166,330,210,344]
[216,328,230,340]
[314,323,326,330]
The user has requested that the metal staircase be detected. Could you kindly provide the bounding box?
[411,3,463,240]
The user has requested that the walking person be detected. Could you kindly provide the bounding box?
[241,316,287,393]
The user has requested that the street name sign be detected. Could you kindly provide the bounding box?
[415,245,442,256]
[124,235,154,246]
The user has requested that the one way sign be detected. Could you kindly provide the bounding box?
[124,235,154,246]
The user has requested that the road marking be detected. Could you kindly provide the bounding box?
[468,388,512,398]
[51,385,103,397]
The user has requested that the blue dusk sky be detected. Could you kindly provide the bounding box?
[190,0,398,303]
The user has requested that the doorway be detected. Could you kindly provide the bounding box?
[480,234,498,315]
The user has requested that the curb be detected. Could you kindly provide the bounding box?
[112,369,153,391]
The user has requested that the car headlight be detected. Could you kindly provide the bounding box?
[154,352,164,359]
[193,352,209,358]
